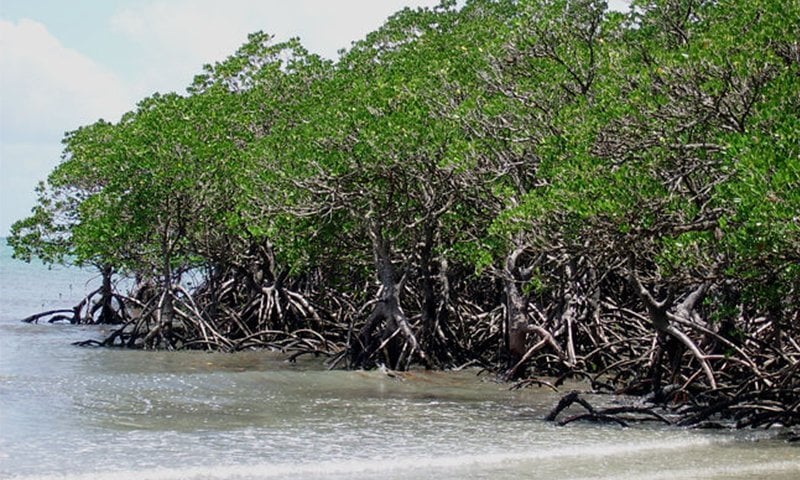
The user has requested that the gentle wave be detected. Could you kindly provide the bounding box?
[5,437,726,480]
[571,461,800,480]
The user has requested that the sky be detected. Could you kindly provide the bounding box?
[0,0,629,236]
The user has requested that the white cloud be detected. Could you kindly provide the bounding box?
[0,18,132,233]
[111,2,257,96]
[110,0,440,96]
[0,18,131,142]
[0,143,61,235]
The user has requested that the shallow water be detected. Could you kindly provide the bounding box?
[1,242,797,479]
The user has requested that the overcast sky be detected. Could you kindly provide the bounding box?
[0,0,629,236]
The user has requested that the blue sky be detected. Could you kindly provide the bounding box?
[0,0,629,236]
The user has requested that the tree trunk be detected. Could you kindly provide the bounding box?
[419,222,456,367]
[145,226,174,349]
[629,263,717,390]
[504,247,530,376]
[350,221,425,370]
[97,264,122,324]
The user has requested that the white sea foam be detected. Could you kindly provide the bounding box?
[4,436,729,480]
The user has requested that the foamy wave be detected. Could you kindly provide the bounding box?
[5,436,723,480]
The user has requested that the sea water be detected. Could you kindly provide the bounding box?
[0,241,797,479]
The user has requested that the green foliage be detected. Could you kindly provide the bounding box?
[9,0,798,326]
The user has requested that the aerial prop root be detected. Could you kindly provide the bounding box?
[545,390,672,427]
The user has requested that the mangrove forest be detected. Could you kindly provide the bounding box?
[9,0,800,432]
